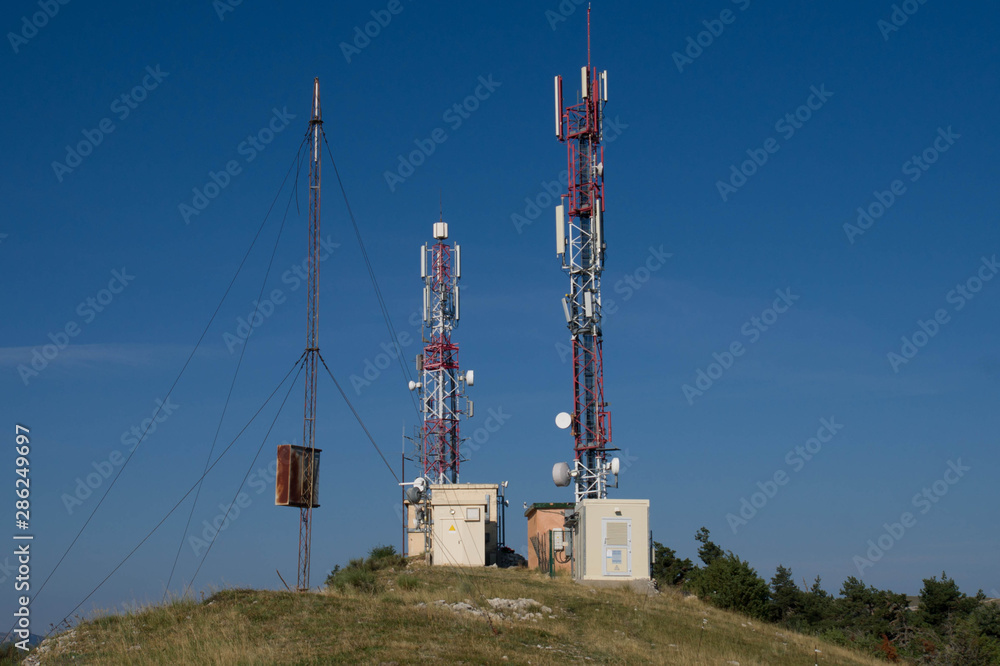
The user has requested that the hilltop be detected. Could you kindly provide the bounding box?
[17,561,886,665]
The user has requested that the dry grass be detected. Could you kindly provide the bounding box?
[30,563,888,665]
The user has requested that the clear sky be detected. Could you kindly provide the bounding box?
[2,0,998,632]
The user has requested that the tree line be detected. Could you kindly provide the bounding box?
[654,528,1000,664]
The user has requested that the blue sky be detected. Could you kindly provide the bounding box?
[2,0,999,631]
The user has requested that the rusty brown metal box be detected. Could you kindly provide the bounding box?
[275,444,321,508]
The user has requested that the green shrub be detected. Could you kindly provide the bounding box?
[396,574,420,591]
[325,545,407,593]
[688,553,770,620]
[367,545,405,571]
[327,567,378,595]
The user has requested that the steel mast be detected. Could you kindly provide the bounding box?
[298,77,322,591]
[554,8,612,502]
[409,217,472,484]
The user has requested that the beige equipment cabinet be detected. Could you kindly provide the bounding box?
[427,484,498,566]
[572,498,650,582]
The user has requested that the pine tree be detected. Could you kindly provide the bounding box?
[694,527,724,566]
[651,542,693,587]
[769,564,803,622]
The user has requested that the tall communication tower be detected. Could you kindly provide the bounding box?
[275,78,323,592]
[552,9,617,503]
[297,77,323,591]
[408,219,473,484]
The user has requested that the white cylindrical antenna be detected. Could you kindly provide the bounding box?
[468,400,474,418]
[423,285,430,324]
[555,204,566,255]
[561,297,572,324]
[595,198,603,259]
[581,66,589,99]
[420,244,427,279]
[453,285,460,320]
[554,75,564,139]
[601,71,608,101]
[433,222,448,239]
[585,290,594,318]
[455,244,461,279]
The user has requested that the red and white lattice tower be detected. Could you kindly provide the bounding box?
[554,8,614,502]
[410,220,473,484]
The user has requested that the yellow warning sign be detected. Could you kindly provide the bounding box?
[448,525,456,532]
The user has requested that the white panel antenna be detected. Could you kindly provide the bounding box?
[581,66,589,98]
[595,198,603,259]
[554,76,564,139]
[455,244,461,278]
[556,204,566,255]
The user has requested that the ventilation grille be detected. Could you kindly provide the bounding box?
[605,521,628,545]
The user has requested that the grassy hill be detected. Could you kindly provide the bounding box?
[22,562,886,665]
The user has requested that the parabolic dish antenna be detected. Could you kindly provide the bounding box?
[552,462,571,487]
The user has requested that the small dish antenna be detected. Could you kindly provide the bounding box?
[552,462,572,487]
[465,370,475,386]
[555,412,572,430]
